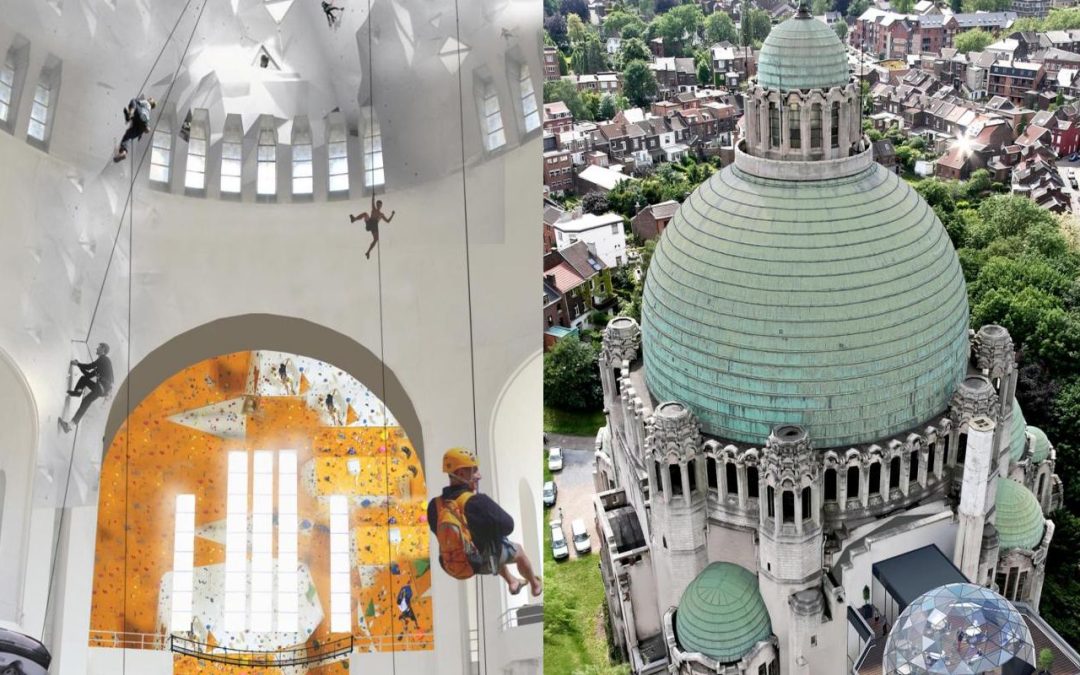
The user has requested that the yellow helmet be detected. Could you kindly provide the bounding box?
[442,447,478,474]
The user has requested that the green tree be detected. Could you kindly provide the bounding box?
[812,0,830,14]
[704,11,738,43]
[543,337,603,411]
[604,9,646,38]
[649,4,705,56]
[892,0,914,12]
[623,60,659,105]
[834,20,848,41]
[1044,6,1080,30]
[545,14,569,49]
[561,0,590,21]
[582,192,610,214]
[744,8,773,44]
[618,37,652,67]
[567,12,588,49]
[572,32,607,74]
[598,93,619,120]
[847,0,870,18]
[953,28,995,54]
[580,90,602,120]
[544,79,591,120]
[961,0,1011,10]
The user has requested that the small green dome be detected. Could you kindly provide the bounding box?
[1027,426,1051,463]
[995,478,1045,551]
[757,15,851,92]
[675,563,772,663]
[1009,399,1028,463]
[641,164,970,447]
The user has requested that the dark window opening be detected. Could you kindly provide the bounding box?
[782,490,795,523]
[726,462,739,495]
[909,450,919,483]
[889,457,901,491]
[928,441,937,474]
[802,486,812,522]
[687,459,697,493]
[613,369,621,394]
[869,462,881,495]
[747,466,759,499]
[707,457,718,491]
[789,103,801,149]
[824,468,837,502]
[654,461,663,497]
[1017,570,1029,600]
[669,464,683,497]
[830,102,840,149]
[767,485,775,518]
[957,433,968,465]
[847,466,860,500]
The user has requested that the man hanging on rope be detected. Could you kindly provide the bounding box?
[349,195,396,259]
[321,0,343,27]
[396,581,420,630]
[113,95,157,162]
[58,342,113,433]
[428,448,543,597]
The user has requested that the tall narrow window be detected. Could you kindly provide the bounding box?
[726,462,739,495]
[292,142,313,195]
[328,495,351,633]
[957,433,968,465]
[278,450,299,632]
[363,111,385,188]
[1017,571,1028,600]
[810,104,822,149]
[909,450,919,483]
[847,466,860,500]
[669,464,683,497]
[707,457,718,491]
[869,462,881,495]
[824,469,837,502]
[328,125,349,193]
[653,460,663,497]
[257,125,277,196]
[928,441,937,475]
[220,119,243,194]
[170,494,196,631]
[747,466,759,499]
[889,457,901,491]
[185,118,207,190]
[769,102,781,148]
[520,63,540,132]
[149,125,172,184]
[224,451,248,632]
[481,80,506,151]
[0,56,14,124]
[830,102,840,149]
[27,81,50,141]
[802,486,812,521]
[687,459,697,493]
[789,102,800,149]
[782,490,795,523]
[250,451,274,632]
[767,485,775,518]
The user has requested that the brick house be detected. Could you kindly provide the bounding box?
[544,46,561,81]
[543,148,574,193]
[1028,105,1080,156]
[988,61,1045,104]
[631,200,680,240]
[543,101,574,135]
[542,241,615,331]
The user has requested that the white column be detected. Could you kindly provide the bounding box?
[737,465,748,510]
[251,451,274,632]
[681,462,691,506]
[224,451,248,632]
[954,417,996,580]
[170,494,196,631]
[278,450,299,633]
[328,495,351,633]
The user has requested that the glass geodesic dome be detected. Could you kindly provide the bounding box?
[884,583,1035,674]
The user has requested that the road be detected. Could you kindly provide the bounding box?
[1056,161,1080,215]
[545,433,600,561]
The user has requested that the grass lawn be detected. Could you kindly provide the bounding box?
[544,405,606,437]
[542,453,629,675]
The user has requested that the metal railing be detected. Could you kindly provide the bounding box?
[169,634,353,667]
[87,631,167,650]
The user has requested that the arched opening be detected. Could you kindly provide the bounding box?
[669,464,683,497]
[687,459,697,494]
[889,456,901,491]
[769,102,781,148]
[654,460,664,498]
[707,457,718,492]
[1037,473,1046,502]
[788,101,801,149]
[830,101,840,149]
[847,466,860,500]
[928,440,937,475]
[782,490,795,523]
[824,468,837,502]
[747,466,759,499]
[909,450,919,484]
[0,347,38,627]
[767,485,775,519]
[91,349,432,657]
[801,487,812,522]
[810,103,822,149]
[726,461,739,496]
[869,462,881,495]
[957,433,968,465]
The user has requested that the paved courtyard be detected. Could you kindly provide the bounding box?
[545,433,600,561]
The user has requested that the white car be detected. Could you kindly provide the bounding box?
[550,523,569,560]
[571,518,591,555]
[547,447,564,472]
[543,480,557,506]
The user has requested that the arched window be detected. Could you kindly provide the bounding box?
[957,433,968,465]
[810,103,822,149]
[687,459,697,493]
[670,464,683,497]
[726,461,739,495]
[909,450,919,483]
[801,486,812,521]
[747,466,759,499]
[769,102,781,148]
[928,441,937,474]
[889,456,901,491]
[789,102,801,149]
[830,101,840,149]
[869,462,881,495]
[782,490,795,523]
[824,468,837,502]
[707,457,718,491]
[1037,473,1046,501]
[847,465,860,499]
[767,485,775,518]
[654,460,663,497]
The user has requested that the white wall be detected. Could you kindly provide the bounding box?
[0,349,37,630]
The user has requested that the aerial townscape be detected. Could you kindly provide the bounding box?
[541,0,1080,673]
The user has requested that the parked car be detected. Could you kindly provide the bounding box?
[543,480,557,507]
[1070,153,1079,162]
[547,447,563,472]
[550,523,569,560]
[571,518,591,555]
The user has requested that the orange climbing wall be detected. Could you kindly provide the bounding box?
[88,351,433,674]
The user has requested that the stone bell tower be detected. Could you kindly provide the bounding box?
[971,325,1017,472]
[645,401,708,612]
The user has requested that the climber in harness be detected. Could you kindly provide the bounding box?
[113,95,157,162]
[427,448,542,597]
[396,582,420,630]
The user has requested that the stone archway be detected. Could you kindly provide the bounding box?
[104,313,423,462]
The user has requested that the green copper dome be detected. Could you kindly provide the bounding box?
[641,162,970,447]
[675,563,771,663]
[1010,399,1028,463]
[996,478,1045,551]
[1027,426,1051,463]
[757,15,851,92]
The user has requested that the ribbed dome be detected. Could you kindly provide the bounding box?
[1027,426,1051,463]
[641,162,970,447]
[675,563,771,663]
[996,478,1045,551]
[1009,399,1028,463]
[757,15,850,92]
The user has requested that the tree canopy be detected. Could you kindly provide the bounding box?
[704,11,738,44]
[622,60,659,106]
[953,28,995,54]
[544,337,603,411]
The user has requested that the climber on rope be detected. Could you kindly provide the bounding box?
[396,582,420,630]
[321,0,343,27]
[428,448,543,597]
[349,195,396,260]
[113,95,157,162]
[58,342,113,433]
